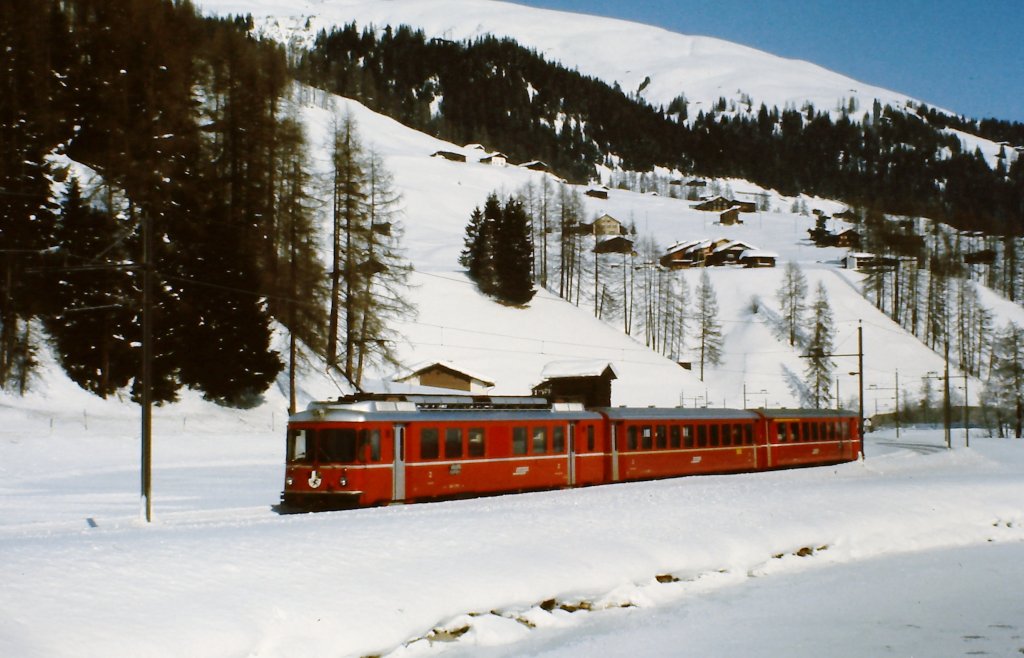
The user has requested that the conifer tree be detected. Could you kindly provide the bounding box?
[777,261,808,347]
[462,192,534,305]
[494,196,536,305]
[326,111,365,372]
[803,281,835,408]
[986,322,1024,438]
[44,180,136,397]
[0,0,63,391]
[695,269,723,381]
[352,148,413,385]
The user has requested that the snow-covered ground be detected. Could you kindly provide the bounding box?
[1,392,1022,657]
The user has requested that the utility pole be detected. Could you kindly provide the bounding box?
[141,208,153,523]
[895,369,900,439]
[944,337,952,450]
[800,319,864,457]
[858,320,864,451]
[962,372,969,448]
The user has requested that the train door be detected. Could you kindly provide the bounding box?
[392,424,406,502]
[567,423,576,487]
[611,422,620,482]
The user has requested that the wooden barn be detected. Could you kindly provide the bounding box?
[719,207,742,225]
[431,150,466,162]
[395,361,495,393]
[692,196,734,212]
[591,213,625,236]
[532,361,619,408]
[739,249,778,268]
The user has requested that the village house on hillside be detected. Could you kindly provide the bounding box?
[707,240,758,266]
[518,160,550,172]
[588,213,626,237]
[738,248,778,268]
[479,152,508,166]
[693,196,757,214]
[692,196,734,212]
[661,237,776,269]
[584,186,609,199]
[594,235,635,255]
[394,361,495,393]
[719,207,742,225]
[431,150,466,162]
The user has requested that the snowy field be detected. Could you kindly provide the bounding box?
[2,392,1022,658]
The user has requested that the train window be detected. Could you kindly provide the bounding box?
[656,425,667,449]
[420,428,440,460]
[288,429,310,463]
[319,428,358,462]
[697,425,707,448]
[811,423,820,441]
[683,426,694,448]
[732,424,744,446]
[361,429,381,462]
[709,425,720,447]
[587,425,595,451]
[553,426,565,453]
[445,428,463,458]
[776,424,787,443]
[745,424,754,445]
[468,428,485,457]
[641,426,653,450]
[533,427,548,454]
[670,425,681,448]
[513,427,528,455]
[627,426,638,451]
[722,424,733,447]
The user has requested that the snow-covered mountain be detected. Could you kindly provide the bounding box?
[198,0,918,118]
[22,0,1017,411]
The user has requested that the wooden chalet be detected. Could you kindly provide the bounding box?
[835,229,861,248]
[692,196,734,212]
[479,152,509,166]
[431,150,466,162]
[659,239,704,268]
[719,207,742,225]
[594,236,635,255]
[585,187,609,200]
[532,361,619,408]
[734,201,757,213]
[519,160,550,172]
[739,249,777,268]
[591,213,625,236]
[708,240,758,266]
[394,361,495,393]
[685,179,708,188]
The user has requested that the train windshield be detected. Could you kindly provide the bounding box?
[288,429,309,463]
[287,427,378,464]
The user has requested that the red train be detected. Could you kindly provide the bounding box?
[281,394,861,509]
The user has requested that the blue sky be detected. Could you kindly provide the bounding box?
[509,0,1023,123]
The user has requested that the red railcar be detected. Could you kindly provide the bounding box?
[280,395,861,510]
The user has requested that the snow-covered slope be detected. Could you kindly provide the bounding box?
[198,0,918,117]
[297,91,1020,410]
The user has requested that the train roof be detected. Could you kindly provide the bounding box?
[756,408,859,419]
[597,407,760,421]
[290,394,601,423]
[289,395,860,425]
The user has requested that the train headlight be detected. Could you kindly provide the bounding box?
[308,471,322,489]
[286,477,293,486]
